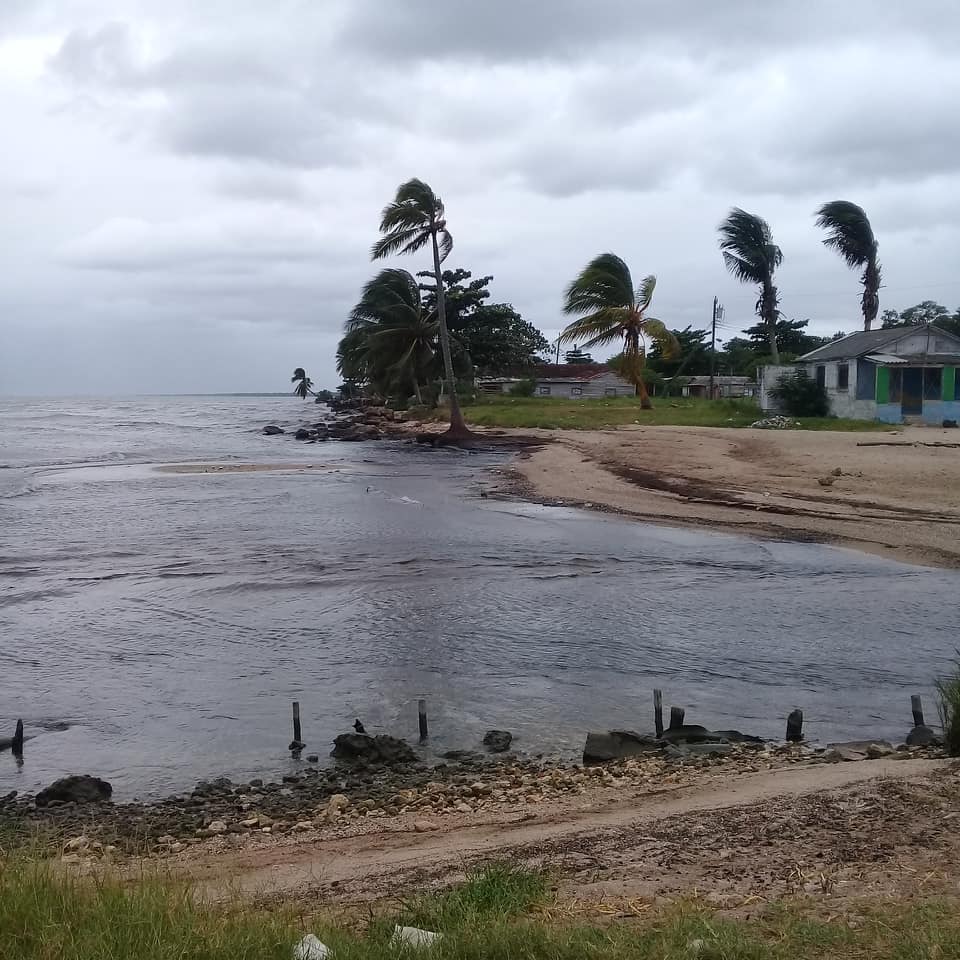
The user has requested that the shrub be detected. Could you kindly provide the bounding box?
[937,655,960,756]
[508,378,536,397]
[769,369,829,417]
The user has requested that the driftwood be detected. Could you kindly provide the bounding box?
[857,440,960,448]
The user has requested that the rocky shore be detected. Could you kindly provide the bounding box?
[261,399,414,444]
[0,731,943,861]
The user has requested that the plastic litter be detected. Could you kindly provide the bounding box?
[293,934,331,960]
[390,925,443,949]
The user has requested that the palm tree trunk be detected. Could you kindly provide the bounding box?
[862,258,880,331]
[431,230,469,437]
[762,279,780,364]
[414,381,423,405]
[627,331,652,410]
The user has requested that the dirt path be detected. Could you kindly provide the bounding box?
[170,758,950,904]
[501,426,960,568]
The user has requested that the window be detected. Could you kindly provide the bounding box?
[837,363,849,391]
[538,385,551,396]
[604,388,617,397]
[570,386,582,397]
[815,366,826,389]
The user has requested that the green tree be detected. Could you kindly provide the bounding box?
[718,208,784,363]
[372,178,469,438]
[815,201,881,331]
[559,253,676,409]
[291,367,314,399]
[646,326,711,378]
[744,318,829,358]
[344,268,439,405]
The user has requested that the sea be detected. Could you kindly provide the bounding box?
[1,395,957,800]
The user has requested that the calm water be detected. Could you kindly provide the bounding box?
[1,396,957,800]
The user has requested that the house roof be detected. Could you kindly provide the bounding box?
[799,324,960,362]
[680,375,754,386]
[533,363,615,382]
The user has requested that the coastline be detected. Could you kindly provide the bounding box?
[484,424,960,569]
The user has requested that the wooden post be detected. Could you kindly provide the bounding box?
[653,689,664,738]
[786,709,803,742]
[911,694,925,728]
[418,699,428,742]
[289,702,305,752]
[668,706,685,730]
[11,720,23,757]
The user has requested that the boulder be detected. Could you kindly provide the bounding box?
[827,739,893,757]
[262,425,285,436]
[658,725,724,745]
[331,733,416,765]
[583,730,662,765]
[294,428,314,441]
[35,775,112,807]
[482,730,513,753]
[906,724,942,747]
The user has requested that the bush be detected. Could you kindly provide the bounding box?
[769,369,829,417]
[937,655,960,756]
[508,378,536,397]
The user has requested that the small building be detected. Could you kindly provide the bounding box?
[762,323,960,424]
[671,375,757,399]
[531,364,635,399]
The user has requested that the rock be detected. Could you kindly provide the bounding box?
[293,821,313,832]
[583,730,662,765]
[294,934,332,960]
[306,754,319,762]
[262,425,284,435]
[239,817,260,828]
[866,742,895,759]
[63,835,90,853]
[455,802,473,814]
[482,730,513,753]
[326,794,350,816]
[294,428,313,440]
[391,926,442,950]
[414,820,438,833]
[441,750,481,762]
[906,725,942,747]
[827,739,893,760]
[36,775,112,807]
[331,733,416,765]
[750,415,799,430]
[206,820,228,834]
[683,742,733,757]
[659,725,725,745]
[712,729,765,744]
[824,747,866,762]
[943,419,958,429]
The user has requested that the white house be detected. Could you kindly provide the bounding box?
[760,323,960,424]
[531,364,635,398]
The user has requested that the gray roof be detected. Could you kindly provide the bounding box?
[799,324,960,362]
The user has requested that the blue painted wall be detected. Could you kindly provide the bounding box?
[921,400,960,425]
[876,403,902,424]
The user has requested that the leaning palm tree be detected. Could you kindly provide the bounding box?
[559,253,676,410]
[815,201,881,331]
[291,367,314,399]
[718,208,783,363]
[371,178,470,438]
[346,268,439,405]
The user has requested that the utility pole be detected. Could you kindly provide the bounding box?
[709,296,718,400]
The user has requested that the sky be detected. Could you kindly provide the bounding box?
[2,1,960,394]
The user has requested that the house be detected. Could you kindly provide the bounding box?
[670,375,757,399]
[760,323,960,424]
[531,364,635,398]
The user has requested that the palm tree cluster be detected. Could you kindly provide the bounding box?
[305,178,884,431]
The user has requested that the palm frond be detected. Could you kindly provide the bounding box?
[291,367,306,383]
[641,318,679,359]
[438,229,453,263]
[635,275,657,311]
[564,253,634,315]
[718,208,782,276]
[815,200,877,269]
[378,201,430,235]
[721,251,764,284]
[557,307,632,345]
[371,226,425,261]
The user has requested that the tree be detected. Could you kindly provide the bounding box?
[880,301,960,336]
[371,178,469,438]
[718,208,784,363]
[647,326,711,378]
[291,367,313,399]
[559,253,676,409]
[815,201,881,331]
[769,370,829,417]
[344,268,439,405]
[744,318,829,358]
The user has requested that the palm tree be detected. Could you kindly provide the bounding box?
[346,268,439,405]
[815,201,881,331]
[291,367,314,399]
[371,178,470,438]
[718,208,783,363]
[559,253,676,410]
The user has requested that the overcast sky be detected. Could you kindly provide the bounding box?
[2,1,959,394]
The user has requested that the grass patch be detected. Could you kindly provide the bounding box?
[459,396,894,431]
[2,859,960,959]
[936,653,960,755]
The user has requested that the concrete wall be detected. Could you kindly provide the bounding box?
[919,400,960,425]
[757,365,796,411]
[876,403,903,424]
[889,330,960,356]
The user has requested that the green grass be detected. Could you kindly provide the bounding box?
[936,654,960,756]
[460,396,894,431]
[2,859,959,959]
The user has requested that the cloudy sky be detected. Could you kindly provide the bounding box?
[2,1,959,394]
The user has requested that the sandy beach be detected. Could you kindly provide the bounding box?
[496,425,960,569]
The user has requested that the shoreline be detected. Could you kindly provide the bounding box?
[483,424,960,569]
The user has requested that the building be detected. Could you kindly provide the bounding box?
[671,375,757,399]
[532,364,635,398]
[760,323,960,424]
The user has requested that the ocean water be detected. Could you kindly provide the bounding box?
[1,396,957,800]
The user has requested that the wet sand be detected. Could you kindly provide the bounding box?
[496,425,960,569]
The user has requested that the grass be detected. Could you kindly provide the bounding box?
[936,653,960,755]
[2,859,959,959]
[459,396,894,431]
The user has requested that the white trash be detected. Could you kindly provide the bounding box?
[293,934,331,960]
[391,925,443,950]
